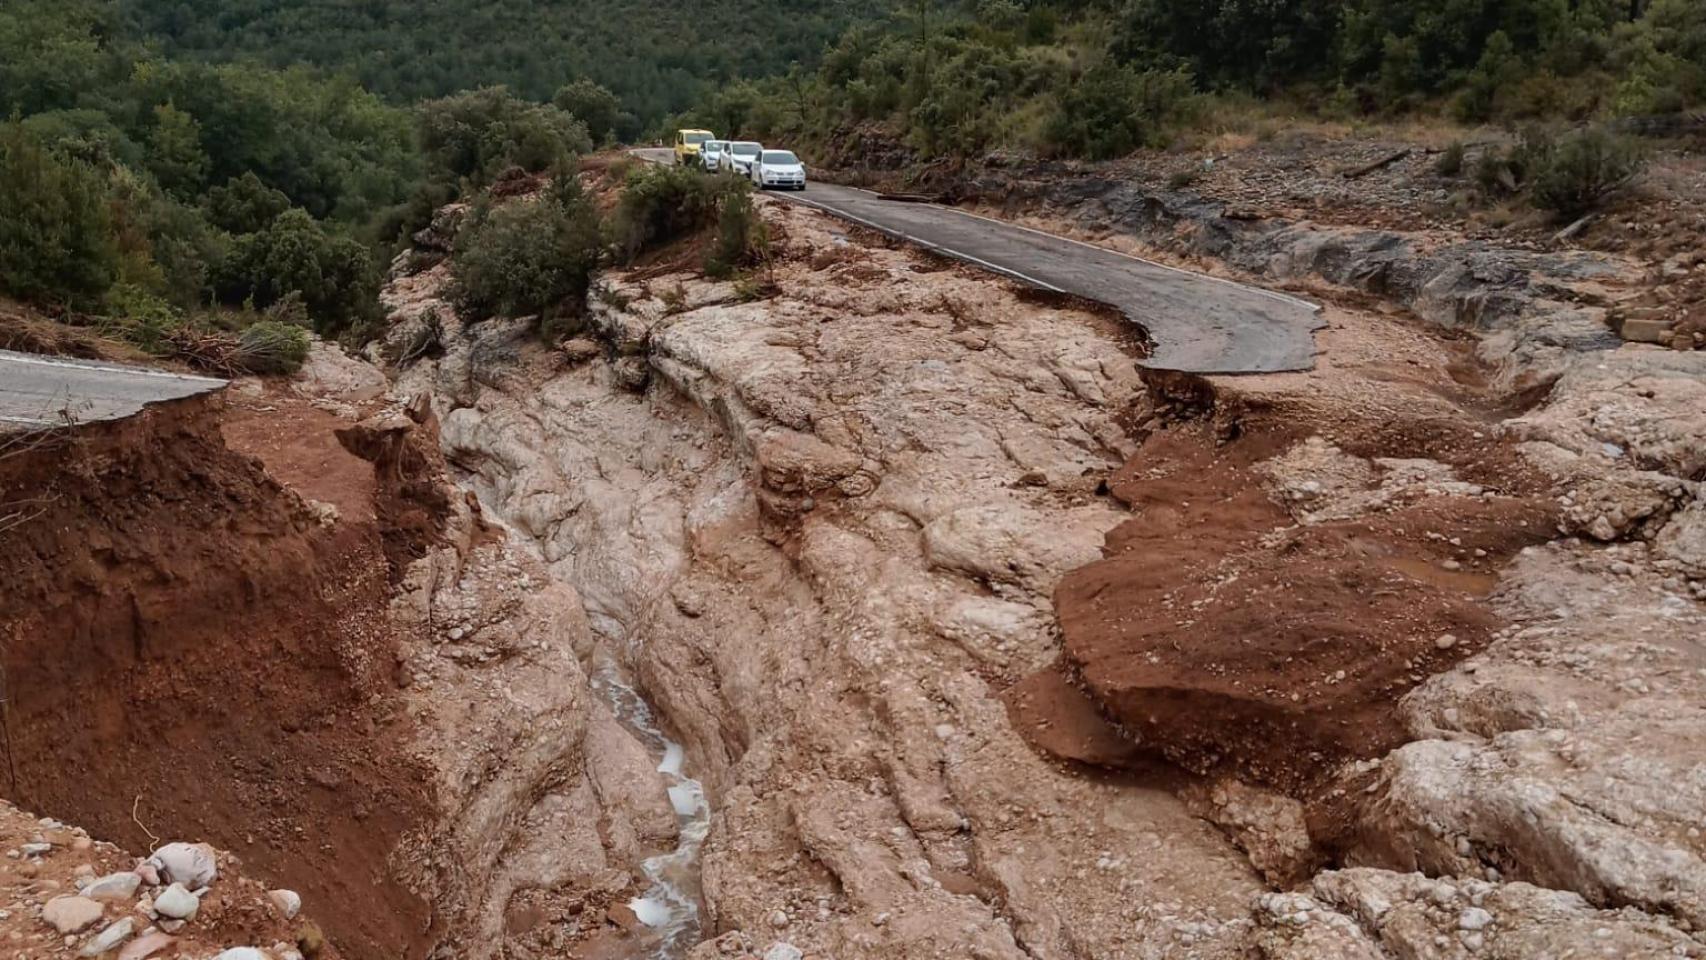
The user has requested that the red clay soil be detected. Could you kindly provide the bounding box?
[1030,421,1557,797]
[0,395,438,960]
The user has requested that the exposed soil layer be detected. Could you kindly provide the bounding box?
[1034,374,1560,799]
[0,395,437,960]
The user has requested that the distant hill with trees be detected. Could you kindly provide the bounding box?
[118,0,888,137]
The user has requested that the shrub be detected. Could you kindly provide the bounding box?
[215,209,379,335]
[100,283,187,353]
[1529,128,1645,217]
[206,172,292,233]
[448,175,603,328]
[418,87,592,186]
[553,79,625,143]
[20,109,145,169]
[706,189,768,278]
[234,319,310,374]
[0,122,119,307]
[609,165,746,262]
[1435,142,1466,177]
[1043,64,1196,160]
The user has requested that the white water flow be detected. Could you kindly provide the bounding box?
[589,650,710,959]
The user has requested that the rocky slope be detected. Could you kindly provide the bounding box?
[375,180,1706,959]
[9,155,1697,959]
[384,205,1270,958]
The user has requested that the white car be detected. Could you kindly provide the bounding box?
[723,141,763,177]
[751,149,807,190]
[700,139,727,172]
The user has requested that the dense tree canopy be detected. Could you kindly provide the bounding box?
[0,0,600,345]
[117,0,886,132]
[678,0,1706,160]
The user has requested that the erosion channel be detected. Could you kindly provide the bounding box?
[2,176,1703,960]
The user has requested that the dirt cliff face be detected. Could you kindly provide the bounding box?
[0,396,437,959]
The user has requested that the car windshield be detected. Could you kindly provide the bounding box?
[762,151,799,164]
[731,143,760,156]
[685,132,712,145]
[705,141,724,151]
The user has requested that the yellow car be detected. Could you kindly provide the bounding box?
[673,129,715,166]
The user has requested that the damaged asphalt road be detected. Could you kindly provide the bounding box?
[632,147,1323,374]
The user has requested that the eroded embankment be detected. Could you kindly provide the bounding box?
[383,198,1280,958]
[0,395,437,959]
[941,164,1653,384]
[381,181,1706,958]
[1037,403,1558,796]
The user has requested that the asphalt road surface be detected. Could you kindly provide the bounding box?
[633,147,1321,374]
[0,349,225,431]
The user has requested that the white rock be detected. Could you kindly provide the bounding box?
[115,931,174,960]
[1458,906,1493,931]
[84,873,142,903]
[152,884,198,921]
[267,889,302,920]
[211,949,269,960]
[763,945,804,960]
[43,896,105,934]
[79,918,134,956]
[147,843,217,890]
[1435,633,1458,650]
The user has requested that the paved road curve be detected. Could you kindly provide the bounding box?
[632,148,1322,374]
[0,349,225,431]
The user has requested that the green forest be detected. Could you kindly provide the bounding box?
[684,0,1706,159]
[0,0,610,368]
[119,0,887,136]
[3,0,1703,371]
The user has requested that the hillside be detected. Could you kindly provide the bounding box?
[119,0,891,134]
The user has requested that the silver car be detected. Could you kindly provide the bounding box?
[752,149,807,190]
[723,141,763,177]
[700,139,728,172]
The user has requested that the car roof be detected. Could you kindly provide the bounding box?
[679,128,714,134]
[730,140,761,148]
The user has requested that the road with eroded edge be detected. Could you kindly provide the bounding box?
[633,147,1322,374]
[0,349,226,432]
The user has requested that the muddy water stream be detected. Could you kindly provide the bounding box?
[589,649,710,959]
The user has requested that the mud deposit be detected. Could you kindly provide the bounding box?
[1045,408,1558,797]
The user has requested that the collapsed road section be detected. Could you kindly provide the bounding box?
[629,148,1325,375]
